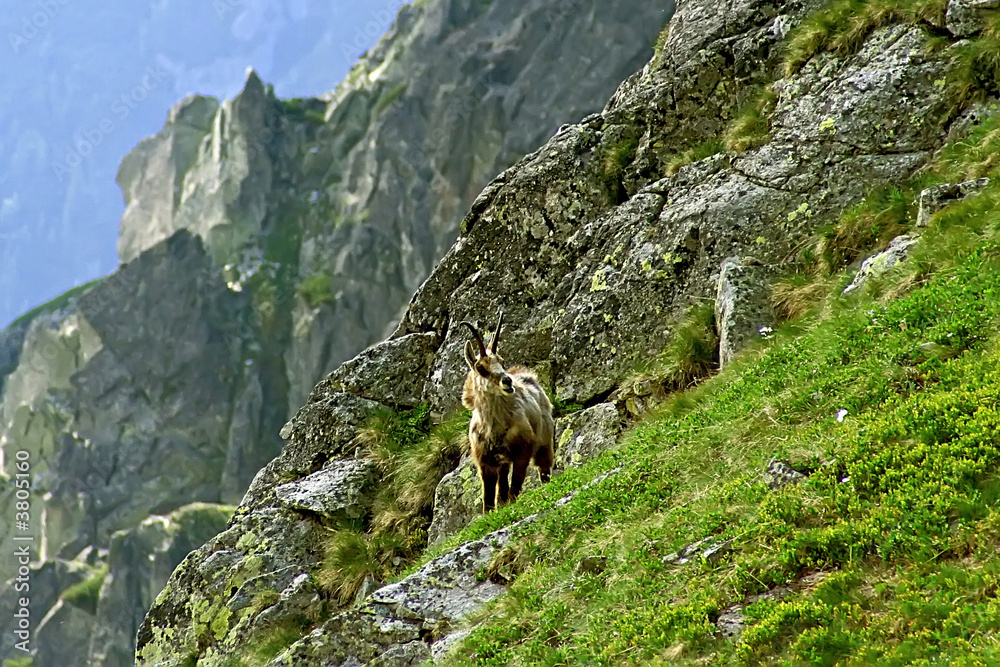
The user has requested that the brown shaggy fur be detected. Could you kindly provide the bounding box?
[460,314,555,512]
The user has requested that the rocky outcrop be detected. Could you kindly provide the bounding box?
[715,257,779,367]
[946,0,1000,37]
[842,235,920,296]
[402,22,957,412]
[0,231,269,665]
[274,459,378,521]
[109,1,674,416]
[269,521,523,666]
[0,232,257,587]
[0,503,231,667]
[282,0,675,412]
[0,560,91,662]
[916,178,990,227]
[86,504,234,667]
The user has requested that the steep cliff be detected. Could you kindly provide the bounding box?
[0,1,671,664]
[136,0,1000,664]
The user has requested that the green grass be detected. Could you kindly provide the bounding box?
[278,97,327,124]
[440,220,1000,666]
[783,0,947,76]
[217,622,308,667]
[724,86,778,153]
[2,658,33,667]
[664,139,727,175]
[599,130,640,202]
[317,406,467,602]
[373,81,408,116]
[296,272,335,308]
[617,301,718,415]
[814,185,914,273]
[60,565,108,614]
[8,277,105,330]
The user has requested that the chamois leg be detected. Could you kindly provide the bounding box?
[497,462,511,505]
[509,457,530,502]
[534,443,554,484]
[480,465,499,513]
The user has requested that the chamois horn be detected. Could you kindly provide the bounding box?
[460,320,487,357]
[489,310,504,354]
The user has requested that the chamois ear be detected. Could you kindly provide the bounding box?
[464,341,478,369]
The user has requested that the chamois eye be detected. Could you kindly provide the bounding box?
[477,366,490,378]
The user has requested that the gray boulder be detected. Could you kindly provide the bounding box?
[842,235,919,296]
[916,178,990,227]
[326,333,440,408]
[554,403,624,470]
[274,458,378,521]
[946,0,1000,37]
[715,257,779,368]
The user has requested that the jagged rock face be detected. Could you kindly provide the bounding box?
[137,0,981,662]
[402,18,956,412]
[0,232,264,588]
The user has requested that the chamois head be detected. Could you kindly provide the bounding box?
[460,310,514,396]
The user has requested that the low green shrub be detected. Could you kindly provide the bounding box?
[60,565,108,614]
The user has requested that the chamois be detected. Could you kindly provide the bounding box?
[460,311,555,512]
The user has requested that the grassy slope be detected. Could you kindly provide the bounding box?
[438,138,1000,667]
[427,5,1000,665]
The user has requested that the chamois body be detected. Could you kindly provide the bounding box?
[460,313,555,512]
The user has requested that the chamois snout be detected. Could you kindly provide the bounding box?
[500,375,514,393]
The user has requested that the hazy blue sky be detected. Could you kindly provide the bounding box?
[0,0,403,327]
